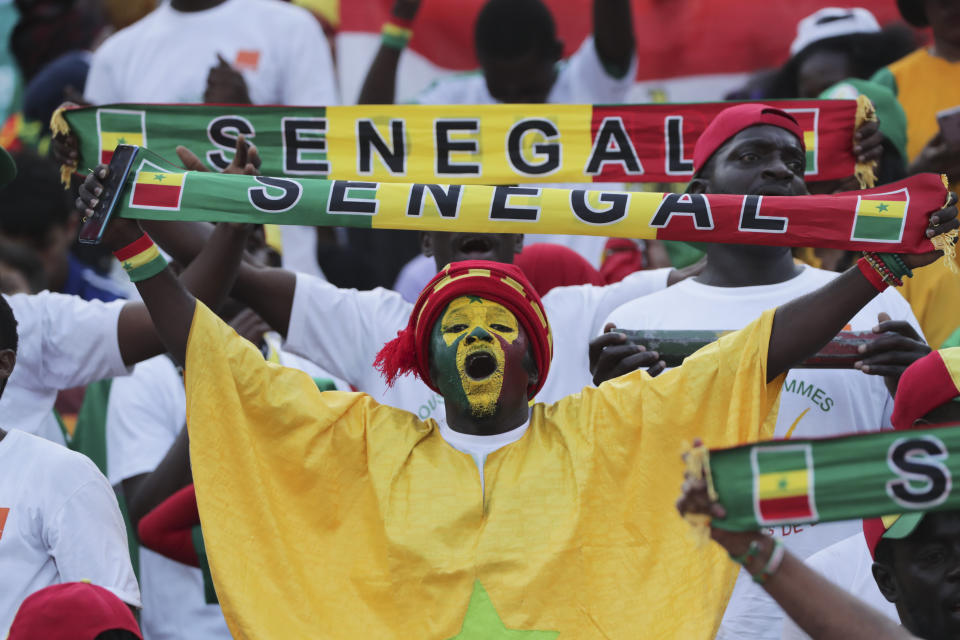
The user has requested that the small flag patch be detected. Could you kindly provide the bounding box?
[97,109,145,164]
[851,187,909,243]
[752,445,817,524]
[785,108,818,175]
[130,169,185,210]
[0,507,8,541]
[234,50,260,71]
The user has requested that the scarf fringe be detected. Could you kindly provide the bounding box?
[49,106,76,189]
[682,440,718,545]
[853,94,877,190]
[373,329,420,387]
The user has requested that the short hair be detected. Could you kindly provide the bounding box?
[0,238,46,292]
[0,149,72,242]
[474,0,558,61]
[0,293,18,354]
[95,630,142,640]
[874,537,894,566]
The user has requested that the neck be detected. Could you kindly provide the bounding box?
[696,245,802,287]
[932,37,960,63]
[444,401,530,436]
[170,0,228,12]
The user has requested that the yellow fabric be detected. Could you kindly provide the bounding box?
[185,302,783,639]
[941,347,960,396]
[886,49,960,167]
[881,50,960,348]
[757,469,809,499]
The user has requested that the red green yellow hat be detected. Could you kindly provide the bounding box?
[891,348,960,431]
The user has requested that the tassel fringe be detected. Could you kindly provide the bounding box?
[681,440,718,545]
[49,106,77,189]
[853,95,878,190]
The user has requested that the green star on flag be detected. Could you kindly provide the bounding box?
[446,582,558,640]
[876,203,888,212]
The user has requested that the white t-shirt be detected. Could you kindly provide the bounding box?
[0,429,140,636]
[781,533,899,640]
[107,344,341,640]
[85,0,338,106]
[438,419,529,488]
[604,265,922,640]
[284,268,671,425]
[414,36,637,268]
[414,36,636,106]
[1,291,130,445]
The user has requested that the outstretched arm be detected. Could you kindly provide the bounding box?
[593,0,635,77]
[102,216,249,365]
[357,0,421,104]
[677,452,916,640]
[767,197,958,381]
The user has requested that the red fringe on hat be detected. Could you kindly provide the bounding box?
[373,327,419,388]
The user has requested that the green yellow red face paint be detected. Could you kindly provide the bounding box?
[430,296,523,418]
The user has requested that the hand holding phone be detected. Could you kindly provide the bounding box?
[77,144,139,245]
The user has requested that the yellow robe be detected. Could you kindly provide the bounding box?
[184,303,783,639]
[873,49,960,348]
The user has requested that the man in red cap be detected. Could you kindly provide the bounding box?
[598,102,936,639]
[90,182,955,638]
[8,582,142,640]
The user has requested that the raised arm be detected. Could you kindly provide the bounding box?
[767,196,958,381]
[593,0,635,77]
[357,0,421,104]
[677,457,916,640]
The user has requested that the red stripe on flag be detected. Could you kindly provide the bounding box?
[114,234,156,261]
[0,508,8,541]
[758,494,813,521]
[132,183,181,209]
[101,149,114,164]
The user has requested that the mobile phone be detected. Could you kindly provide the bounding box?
[78,144,140,245]
[937,105,960,146]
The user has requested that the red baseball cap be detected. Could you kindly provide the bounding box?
[863,512,926,560]
[891,348,960,431]
[692,104,805,175]
[7,582,142,640]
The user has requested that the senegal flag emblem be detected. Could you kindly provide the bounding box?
[784,108,818,175]
[752,444,817,525]
[97,109,146,164]
[851,187,909,243]
[129,164,186,210]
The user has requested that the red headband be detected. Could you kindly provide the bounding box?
[693,103,805,174]
[8,582,143,640]
[375,260,552,398]
[891,348,960,430]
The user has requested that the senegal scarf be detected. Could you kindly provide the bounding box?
[107,147,951,254]
[696,424,960,531]
[53,99,871,186]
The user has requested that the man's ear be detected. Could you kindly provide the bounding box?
[687,178,709,195]
[872,562,901,603]
[420,232,434,258]
[512,234,524,254]
[0,348,15,381]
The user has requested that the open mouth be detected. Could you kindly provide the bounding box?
[457,235,493,256]
[464,351,498,380]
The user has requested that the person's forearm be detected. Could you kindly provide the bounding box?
[767,267,878,380]
[125,427,192,528]
[764,552,914,640]
[593,0,635,74]
[358,46,402,104]
[178,224,249,316]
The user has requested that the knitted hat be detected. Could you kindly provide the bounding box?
[375,260,552,398]
[891,348,960,431]
[692,104,805,175]
[7,582,142,640]
[819,78,908,165]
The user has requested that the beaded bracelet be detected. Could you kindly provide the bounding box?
[877,252,913,280]
[856,256,889,292]
[729,539,763,565]
[381,17,413,50]
[860,252,903,288]
[751,538,785,584]
[113,234,168,283]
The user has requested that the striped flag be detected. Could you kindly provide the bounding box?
[97,109,146,164]
[0,507,8,541]
[851,187,909,243]
[784,108,818,175]
[752,445,817,525]
[130,166,185,210]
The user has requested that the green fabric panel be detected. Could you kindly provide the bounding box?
[869,67,898,97]
[192,525,219,605]
[663,241,705,268]
[68,379,112,475]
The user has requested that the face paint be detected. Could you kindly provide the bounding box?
[430,296,522,417]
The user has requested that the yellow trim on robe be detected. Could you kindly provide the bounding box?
[184,302,783,639]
